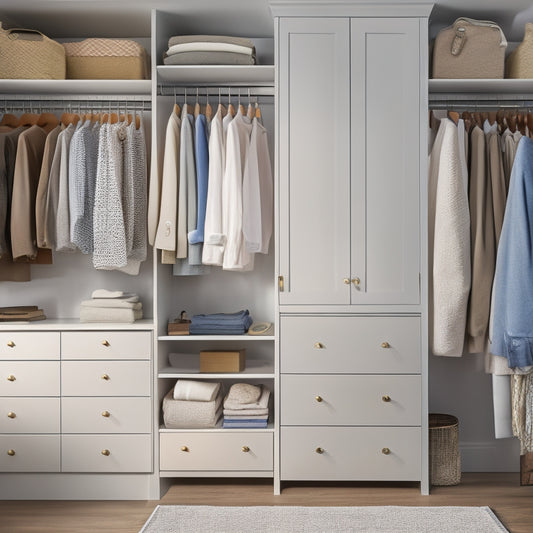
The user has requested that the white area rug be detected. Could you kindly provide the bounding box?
[140,505,508,532]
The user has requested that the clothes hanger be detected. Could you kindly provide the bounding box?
[447,109,460,126]
[227,87,235,118]
[238,88,245,116]
[60,102,81,127]
[37,111,60,133]
[506,111,517,133]
[461,111,472,133]
[194,88,201,119]
[205,88,212,122]
[247,89,254,120]
[518,112,527,135]
[496,109,505,131]
[0,101,19,128]
[527,111,533,138]
[488,111,497,126]
[17,101,39,127]
[173,87,181,117]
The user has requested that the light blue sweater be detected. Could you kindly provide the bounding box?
[491,136,533,368]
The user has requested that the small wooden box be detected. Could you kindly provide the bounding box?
[199,349,246,373]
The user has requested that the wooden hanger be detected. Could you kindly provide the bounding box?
[527,113,533,138]
[37,112,59,133]
[488,111,497,126]
[0,113,19,128]
[447,110,460,125]
[506,112,517,133]
[60,111,80,127]
[173,103,181,116]
[254,102,262,122]
[518,113,527,135]
[461,111,472,133]
[17,112,39,127]
[496,109,505,131]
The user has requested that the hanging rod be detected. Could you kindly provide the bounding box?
[158,85,275,98]
[0,98,152,112]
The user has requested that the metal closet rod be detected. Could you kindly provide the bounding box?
[158,85,275,98]
[0,98,152,112]
[429,99,533,110]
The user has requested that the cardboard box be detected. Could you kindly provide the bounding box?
[200,349,246,373]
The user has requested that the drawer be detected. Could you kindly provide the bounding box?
[0,361,60,396]
[61,361,150,396]
[160,432,273,472]
[0,398,60,433]
[61,331,151,360]
[62,397,151,433]
[0,435,60,472]
[62,434,152,473]
[281,375,421,426]
[280,316,420,373]
[0,332,60,360]
[281,426,421,481]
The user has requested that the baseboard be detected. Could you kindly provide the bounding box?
[459,440,521,472]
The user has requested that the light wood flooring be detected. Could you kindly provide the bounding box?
[0,473,531,532]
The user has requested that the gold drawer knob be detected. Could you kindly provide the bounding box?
[102,340,110,347]
[314,342,324,349]
[315,396,323,403]
[101,449,110,456]
[101,374,110,381]
[381,341,390,349]
[382,395,391,403]
[343,278,351,285]
[315,447,324,454]
[352,277,361,286]
[101,411,111,418]
[7,341,15,348]
[181,446,189,452]
[382,447,391,455]
[7,412,16,419]
[7,449,15,456]
[242,446,250,453]
[7,375,16,382]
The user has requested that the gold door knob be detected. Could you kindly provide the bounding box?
[382,447,391,455]
[7,449,15,456]
[315,447,324,454]
[242,446,250,453]
[382,395,391,403]
[314,342,324,349]
[381,341,390,349]
[7,341,15,348]
[7,375,15,382]
[102,340,110,347]
[101,411,111,418]
[101,374,110,381]
[7,412,16,419]
[315,396,323,403]
[352,277,361,286]
[343,278,350,285]
[181,446,189,452]
[101,449,110,456]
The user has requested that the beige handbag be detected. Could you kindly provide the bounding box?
[506,23,533,78]
[432,18,507,79]
[0,23,66,79]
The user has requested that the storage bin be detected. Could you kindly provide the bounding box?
[506,23,533,78]
[429,413,461,486]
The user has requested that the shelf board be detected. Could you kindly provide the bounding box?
[159,422,274,433]
[159,358,274,378]
[157,65,275,86]
[0,318,154,331]
[158,335,274,341]
[0,79,151,96]
[429,78,533,96]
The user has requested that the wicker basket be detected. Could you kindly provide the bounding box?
[429,413,461,486]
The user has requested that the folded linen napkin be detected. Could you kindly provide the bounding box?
[223,407,269,416]
[91,289,139,299]
[173,379,221,402]
[81,299,142,309]
[168,35,255,49]
[223,385,270,411]
[163,389,222,429]
[80,307,142,323]
[225,383,262,404]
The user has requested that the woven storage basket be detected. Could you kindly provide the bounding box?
[0,23,65,79]
[506,23,533,78]
[429,413,461,486]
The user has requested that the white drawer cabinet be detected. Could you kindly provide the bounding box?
[281,426,421,481]
[0,332,60,360]
[0,435,60,472]
[0,398,60,433]
[0,361,60,396]
[280,316,421,374]
[61,331,151,360]
[160,432,273,472]
[62,434,152,473]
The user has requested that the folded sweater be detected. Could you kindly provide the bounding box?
[225,383,262,404]
[173,379,221,402]
[168,35,255,48]
[224,385,270,411]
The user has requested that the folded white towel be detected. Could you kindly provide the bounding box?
[223,385,270,410]
[79,307,143,323]
[173,379,221,402]
[91,289,138,299]
[163,390,222,428]
[166,42,253,57]
[223,407,269,416]
[81,299,142,309]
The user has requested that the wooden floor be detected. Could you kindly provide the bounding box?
[0,473,531,532]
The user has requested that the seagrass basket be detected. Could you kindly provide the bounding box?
[429,413,461,486]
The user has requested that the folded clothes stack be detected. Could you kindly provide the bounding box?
[163,379,222,429]
[79,289,143,323]
[189,309,253,335]
[163,35,256,65]
[0,306,46,322]
[223,383,270,428]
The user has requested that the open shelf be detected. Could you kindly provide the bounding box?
[157,65,275,86]
[158,335,274,341]
[0,79,151,96]
[159,358,275,378]
[0,318,154,331]
[159,421,274,433]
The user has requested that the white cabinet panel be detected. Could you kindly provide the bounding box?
[0,332,60,360]
[0,398,60,433]
[0,435,60,472]
[61,331,151,360]
[0,362,60,396]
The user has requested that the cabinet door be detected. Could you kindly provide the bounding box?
[279,18,351,305]
[351,18,420,304]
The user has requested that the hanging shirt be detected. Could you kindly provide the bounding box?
[243,116,273,255]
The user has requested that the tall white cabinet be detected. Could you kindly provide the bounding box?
[271,1,432,494]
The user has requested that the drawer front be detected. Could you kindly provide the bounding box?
[0,398,60,433]
[62,434,152,473]
[61,331,151,360]
[160,432,273,471]
[0,361,60,396]
[0,332,60,360]
[281,375,421,426]
[281,426,421,481]
[280,316,420,373]
[0,435,60,472]
[62,397,152,433]
[61,361,150,396]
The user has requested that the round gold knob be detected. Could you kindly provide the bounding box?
[343,278,350,285]
[101,411,110,418]
[101,449,110,456]
[315,447,324,454]
[7,375,15,382]
[7,412,16,419]
[382,395,391,403]
[181,446,189,452]
[314,342,324,349]
[7,449,15,456]
[101,374,110,381]
[7,341,15,348]
[352,277,361,286]
[382,447,391,455]
[381,341,390,349]
[242,446,250,453]
[315,396,323,403]
[102,340,110,347]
